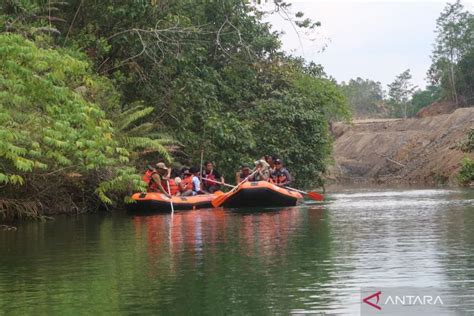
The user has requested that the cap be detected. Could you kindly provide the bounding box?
[156,162,168,170]
[241,163,251,170]
[274,159,282,164]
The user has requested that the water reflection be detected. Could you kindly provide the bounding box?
[132,206,326,268]
[128,206,334,314]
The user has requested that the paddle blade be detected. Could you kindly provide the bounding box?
[211,194,226,208]
[307,191,324,201]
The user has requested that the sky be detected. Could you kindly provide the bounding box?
[262,0,474,90]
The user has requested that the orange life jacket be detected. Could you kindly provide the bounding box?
[180,176,194,192]
[168,179,179,195]
[143,170,158,192]
[143,170,169,193]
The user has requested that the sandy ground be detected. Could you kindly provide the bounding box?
[328,108,474,186]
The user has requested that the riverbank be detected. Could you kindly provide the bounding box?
[328,107,474,186]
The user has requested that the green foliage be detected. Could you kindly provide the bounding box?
[0,34,147,220]
[458,157,474,185]
[387,69,417,118]
[340,78,385,118]
[459,129,474,153]
[1,0,350,222]
[457,129,474,186]
[428,0,474,105]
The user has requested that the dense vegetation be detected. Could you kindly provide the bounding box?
[342,0,473,119]
[458,129,474,185]
[339,78,385,119]
[0,0,348,221]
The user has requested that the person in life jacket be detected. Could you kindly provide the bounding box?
[142,162,171,198]
[253,159,270,181]
[271,159,292,187]
[178,167,193,194]
[235,163,252,184]
[201,161,224,193]
[181,166,204,196]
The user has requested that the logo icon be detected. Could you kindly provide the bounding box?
[363,291,382,310]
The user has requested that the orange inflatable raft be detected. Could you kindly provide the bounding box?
[127,192,220,213]
[217,181,303,208]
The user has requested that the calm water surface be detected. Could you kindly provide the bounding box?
[1,188,473,315]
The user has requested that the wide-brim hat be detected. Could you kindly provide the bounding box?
[156,162,168,170]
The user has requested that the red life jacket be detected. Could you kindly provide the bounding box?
[271,169,288,185]
[203,170,217,187]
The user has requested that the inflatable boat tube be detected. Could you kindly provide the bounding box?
[127,192,219,213]
[219,181,303,208]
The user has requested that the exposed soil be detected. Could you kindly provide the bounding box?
[416,100,458,118]
[328,107,474,186]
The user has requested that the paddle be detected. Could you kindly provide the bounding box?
[202,177,235,189]
[284,186,324,201]
[211,169,259,208]
[166,180,175,214]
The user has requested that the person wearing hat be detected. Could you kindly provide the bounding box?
[271,159,292,187]
[144,162,171,197]
[181,166,204,196]
[253,159,270,181]
[235,163,253,184]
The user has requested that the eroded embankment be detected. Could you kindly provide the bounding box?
[328,108,474,185]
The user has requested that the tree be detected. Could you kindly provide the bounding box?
[1,0,351,221]
[428,0,473,105]
[387,70,417,119]
[456,49,474,104]
[0,34,164,220]
[340,78,385,118]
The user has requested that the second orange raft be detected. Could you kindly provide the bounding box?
[216,181,303,208]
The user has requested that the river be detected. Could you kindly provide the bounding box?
[1,188,473,315]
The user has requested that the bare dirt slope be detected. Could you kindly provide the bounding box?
[328,108,474,185]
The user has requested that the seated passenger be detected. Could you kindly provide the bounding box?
[253,159,270,181]
[181,167,204,196]
[201,161,224,193]
[179,168,192,194]
[271,159,292,187]
[235,163,252,184]
[143,162,171,198]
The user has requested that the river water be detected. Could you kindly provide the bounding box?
[1,188,473,315]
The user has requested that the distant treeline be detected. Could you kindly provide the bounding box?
[341,0,474,119]
[0,0,350,220]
